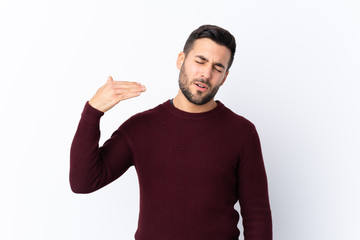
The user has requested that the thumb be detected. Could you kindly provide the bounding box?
[107,76,113,82]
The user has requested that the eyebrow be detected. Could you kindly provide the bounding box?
[195,55,226,69]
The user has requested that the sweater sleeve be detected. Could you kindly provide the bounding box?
[69,102,134,193]
[238,128,272,240]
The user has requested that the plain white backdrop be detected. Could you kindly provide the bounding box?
[1,0,359,239]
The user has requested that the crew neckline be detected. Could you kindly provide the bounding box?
[162,99,225,119]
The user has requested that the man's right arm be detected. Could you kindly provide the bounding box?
[69,76,146,193]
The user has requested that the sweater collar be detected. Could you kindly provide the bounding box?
[162,99,226,119]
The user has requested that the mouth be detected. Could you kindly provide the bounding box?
[194,82,208,92]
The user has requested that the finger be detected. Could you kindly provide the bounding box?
[114,87,145,95]
[107,76,113,82]
[113,83,146,91]
[118,91,142,101]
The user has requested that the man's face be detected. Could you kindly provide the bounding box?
[177,38,231,105]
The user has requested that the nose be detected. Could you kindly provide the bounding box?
[201,65,212,81]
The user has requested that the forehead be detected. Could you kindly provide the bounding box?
[188,38,231,67]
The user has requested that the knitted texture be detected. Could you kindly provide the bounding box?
[70,100,272,240]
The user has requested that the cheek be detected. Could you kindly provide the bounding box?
[214,74,226,85]
[185,63,201,77]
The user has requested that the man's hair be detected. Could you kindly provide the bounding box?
[183,24,236,71]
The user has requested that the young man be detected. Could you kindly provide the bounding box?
[70,25,272,240]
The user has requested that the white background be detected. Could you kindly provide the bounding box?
[1,0,359,239]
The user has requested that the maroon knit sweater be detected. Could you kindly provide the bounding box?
[70,100,272,240]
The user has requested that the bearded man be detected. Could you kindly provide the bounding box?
[70,24,272,240]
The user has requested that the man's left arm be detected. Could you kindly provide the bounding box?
[237,127,272,240]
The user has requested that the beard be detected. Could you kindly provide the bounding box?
[178,64,221,105]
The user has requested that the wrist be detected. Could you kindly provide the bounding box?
[88,99,106,112]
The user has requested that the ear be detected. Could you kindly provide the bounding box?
[176,52,185,70]
[220,71,229,86]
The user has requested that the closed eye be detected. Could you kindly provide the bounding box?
[195,56,224,73]
[214,67,222,73]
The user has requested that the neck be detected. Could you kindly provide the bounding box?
[173,90,217,113]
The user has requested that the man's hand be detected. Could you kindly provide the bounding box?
[89,76,146,112]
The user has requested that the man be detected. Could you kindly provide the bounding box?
[70,25,272,240]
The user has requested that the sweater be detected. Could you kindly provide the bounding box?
[70,100,272,240]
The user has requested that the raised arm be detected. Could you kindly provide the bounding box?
[69,76,146,193]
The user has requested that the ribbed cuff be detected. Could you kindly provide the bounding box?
[81,101,104,125]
